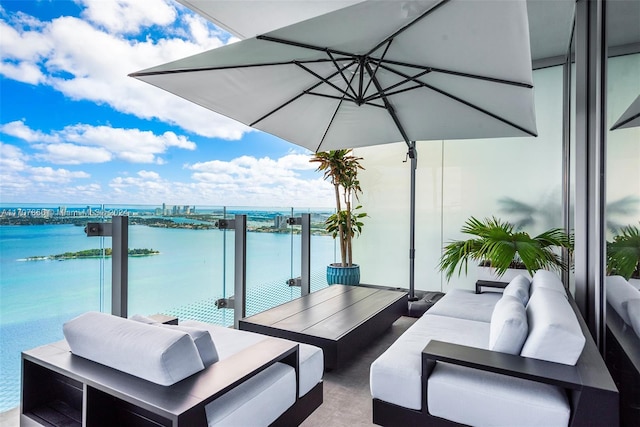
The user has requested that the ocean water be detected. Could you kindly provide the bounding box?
[0,224,335,412]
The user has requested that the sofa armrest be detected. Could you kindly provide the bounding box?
[475,280,509,294]
[421,340,582,390]
[23,338,299,427]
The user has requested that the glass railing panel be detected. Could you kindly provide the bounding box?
[120,204,234,327]
[291,208,336,292]
[0,203,108,413]
[239,206,299,316]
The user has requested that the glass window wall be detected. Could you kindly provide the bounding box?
[354,66,565,292]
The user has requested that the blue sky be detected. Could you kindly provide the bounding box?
[0,0,333,207]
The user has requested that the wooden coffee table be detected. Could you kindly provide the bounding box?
[239,285,407,370]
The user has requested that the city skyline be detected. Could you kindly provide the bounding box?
[0,0,334,207]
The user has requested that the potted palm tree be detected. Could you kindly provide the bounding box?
[311,149,366,285]
[607,223,640,285]
[438,216,572,281]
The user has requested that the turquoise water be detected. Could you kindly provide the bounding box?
[0,224,335,412]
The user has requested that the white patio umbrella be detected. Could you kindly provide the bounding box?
[131,0,537,298]
[611,95,640,130]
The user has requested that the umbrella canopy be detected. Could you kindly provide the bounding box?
[131,0,537,153]
[611,95,640,130]
[131,0,538,298]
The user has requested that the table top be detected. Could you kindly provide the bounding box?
[240,285,407,341]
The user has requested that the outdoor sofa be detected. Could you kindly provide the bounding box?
[22,311,323,426]
[370,270,619,427]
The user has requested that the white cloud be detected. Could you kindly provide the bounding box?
[0,142,29,172]
[182,154,334,206]
[1,121,59,143]
[29,166,90,183]
[33,143,113,165]
[0,60,46,85]
[78,0,176,35]
[0,3,250,139]
[0,149,332,206]
[137,170,161,180]
[1,121,197,165]
[0,143,93,199]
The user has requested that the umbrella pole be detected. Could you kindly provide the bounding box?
[409,142,418,301]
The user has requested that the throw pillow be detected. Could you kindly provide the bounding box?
[503,274,531,305]
[489,295,528,354]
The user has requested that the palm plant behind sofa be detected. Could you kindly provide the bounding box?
[438,216,572,280]
[607,223,640,280]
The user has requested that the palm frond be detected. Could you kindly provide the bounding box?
[439,216,571,281]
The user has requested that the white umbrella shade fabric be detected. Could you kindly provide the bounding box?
[175,0,363,40]
[131,0,538,153]
[611,95,640,130]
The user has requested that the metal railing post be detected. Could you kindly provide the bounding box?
[234,215,247,328]
[301,213,311,296]
[111,216,128,318]
[85,216,128,318]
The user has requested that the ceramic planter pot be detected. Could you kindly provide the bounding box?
[327,263,360,286]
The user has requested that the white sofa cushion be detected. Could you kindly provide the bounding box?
[606,275,640,325]
[521,288,585,365]
[427,289,501,323]
[165,324,219,367]
[181,320,323,397]
[131,314,219,367]
[63,312,204,386]
[427,363,570,427]
[370,314,489,410]
[503,274,531,305]
[489,295,528,354]
[205,362,296,427]
[530,270,567,297]
[627,298,640,338]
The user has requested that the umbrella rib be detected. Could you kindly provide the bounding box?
[378,59,533,89]
[295,61,357,102]
[257,34,357,59]
[363,69,432,103]
[326,50,359,99]
[365,84,425,102]
[380,64,537,137]
[305,91,387,109]
[129,58,339,76]
[250,91,306,127]
[366,0,451,57]
[249,60,357,127]
[363,62,411,146]
[363,40,394,99]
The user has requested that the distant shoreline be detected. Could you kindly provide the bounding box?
[23,248,159,261]
[0,216,331,235]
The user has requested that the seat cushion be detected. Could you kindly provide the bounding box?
[370,314,489,410]
[606,275,640,325]
[131,314,219,367]
[427,289,501,323]
[427,363,570,427]
[489,295,528,354]
[181,320,323,397]
[530,270,567,297]
[503,274,531,305]
[521,288,585,365]
[205,362,296,427]
[63,312,204,386]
